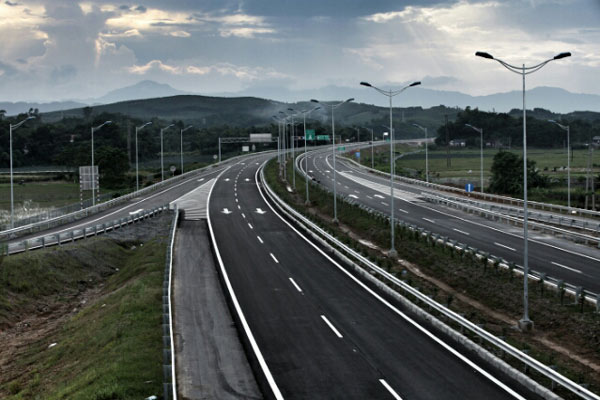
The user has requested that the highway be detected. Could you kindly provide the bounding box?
[208,154,539,399]
[301,147,600,294]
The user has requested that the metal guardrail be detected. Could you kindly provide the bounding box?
[340,154,600,220]
[423,192,600,247]
[1,206,168,256]
[163,206,179,400]
[261,164,600,400]
[0,150,275,242]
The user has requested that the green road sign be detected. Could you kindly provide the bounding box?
[317,135,330,141]
[306,129,316,140]
[337,146,346,151]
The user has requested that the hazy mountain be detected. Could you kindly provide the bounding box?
[92,80,190,104]
[215,85,600,114]
[0,100,87,116]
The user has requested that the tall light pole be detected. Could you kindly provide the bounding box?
[361,80,421,256]
[412,123,429,183]
[311,98,354,223]
[476,50,571,331]
[299,106,320,204]
[9,115,35,228]
[135,121,152,192]
[90,120,112,206]
[548,120,571,210]
[287,108,298,189]
[180,125,193,174]
[160,124,175,181]
[465,124,485,192]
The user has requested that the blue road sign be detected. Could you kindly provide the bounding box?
[465,183,474,192]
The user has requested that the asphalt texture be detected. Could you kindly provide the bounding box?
[208,155,539,399]
[173,220,261,400]
[303,148,600,293]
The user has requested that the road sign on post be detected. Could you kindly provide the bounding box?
[355,151,360,159]
[306,129,316,140]
[317,135,330,141]
[465,183,474,192]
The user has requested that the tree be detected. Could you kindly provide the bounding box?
[488,150,548,195]
[95,146,129,188]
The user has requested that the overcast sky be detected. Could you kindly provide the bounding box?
[1,0,599,102]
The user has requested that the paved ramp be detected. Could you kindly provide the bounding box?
[170,178,215,220]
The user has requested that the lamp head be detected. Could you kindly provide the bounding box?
[360,81,372,87]
[475,51,494,60]
[287,108,294,111]
[345,98,354,103]
[548,119,557,124]
[409,81,421,87]
[554,52,571,60]
[310,99,319,103]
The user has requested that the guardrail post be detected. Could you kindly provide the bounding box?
[41,236,45,248]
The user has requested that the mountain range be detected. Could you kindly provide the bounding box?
[2,80,600,116]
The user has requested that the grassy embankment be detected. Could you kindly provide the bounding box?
[269,155,600,399]
[0,229,167,399]
[355,145,598,207]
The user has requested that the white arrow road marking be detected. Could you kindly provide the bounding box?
[222,208,232,214]
[255,208,267,214]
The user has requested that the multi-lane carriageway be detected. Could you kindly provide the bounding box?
[208,154,539,399]
[300,146,600,295]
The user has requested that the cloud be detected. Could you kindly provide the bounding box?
[50,64,77,82]
[219,27,274,38]
[5,1,19,6]
[170,30,190,37]
[128,59,182,74]
[135,5,147,13]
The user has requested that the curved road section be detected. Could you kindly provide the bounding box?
[207,156,538,399]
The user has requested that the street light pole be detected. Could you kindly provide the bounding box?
[548,120,571,210]
[476,50,571,331]
[465,124,484,192]
[412,123,429,183]
[180,125,193,174]
[160,124,175,181]
[9,115,35,228]
[91,120,112,206]
[361,81,421,256]
[288,108,297,189]
[135,121,152,192]
[300,106,320,204]
[311,98,354,223]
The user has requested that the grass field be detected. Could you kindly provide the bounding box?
[0,231,168,398]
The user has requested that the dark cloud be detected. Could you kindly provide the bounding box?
[5,1,19,6]
[119,5,130,10]
[135,5,147,13]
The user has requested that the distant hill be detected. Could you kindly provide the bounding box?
[0,100,87,116]
[92,80,190,104]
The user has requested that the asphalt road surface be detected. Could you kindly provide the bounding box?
[302,148,600,294]
[208,155,539,399]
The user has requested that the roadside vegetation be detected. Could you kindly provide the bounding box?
[0,215,170,399]
[266,156,600,399]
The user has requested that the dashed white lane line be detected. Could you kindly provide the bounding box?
[354,190,360,194]
[344,185,349,189]
[551,261,582,274]
[381,202,389,206]
[270,253,279,263]
[235,198,239,202]
[379,379,403,400]
[289,277,303,293]
[374,194,385,199]
[349,194,359,199]
[257,236,264,244]
[320,315,343,338]
[241,213,246,219]
[237,205,241,210]
[367,196,373,200]
[453,228,470,236]
[248,223,253,230]
[398,208,408,214]
[422,217,435,224]
[494,242,516,252]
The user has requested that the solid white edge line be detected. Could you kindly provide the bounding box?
[320,315,343,338]
[256,161,526,400]
[289,277,303,292]
[551,261,582,274]
[168,208,179,400]
[270,253,279,263]
[379,379,403,400]
[207,161,284,400]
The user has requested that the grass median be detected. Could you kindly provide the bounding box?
[268,155,600,399]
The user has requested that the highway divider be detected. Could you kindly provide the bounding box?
[1,205,168,256]
[262,162,600,400]
[162,206,179,400]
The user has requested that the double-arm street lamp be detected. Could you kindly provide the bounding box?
[412,123,429,183]
[465,123,485,192]
[548,120,571,210]
[135,121,152,191]
[9,115,35,228]
[311,98,354,223]
[361,80,421,256]
[180,125,193,174]
[90,121,112,206]
[160,124,175,181]
[298,106,320,204]
[476,50,571,331]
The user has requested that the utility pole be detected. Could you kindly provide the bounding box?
[445,114,451,167]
